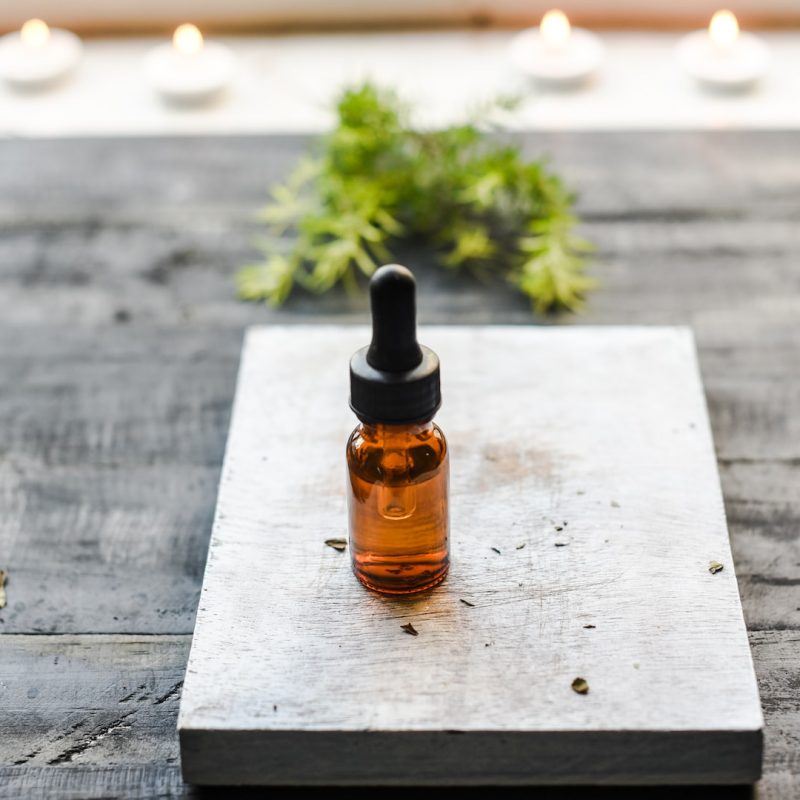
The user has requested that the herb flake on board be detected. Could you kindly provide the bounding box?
[459,599,475,607]
[325,538,347,552]
[571,677,589,695]
[708,560,724,574]
[401,623,419,636]
[491,547,501,555]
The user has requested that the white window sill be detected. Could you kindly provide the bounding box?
[2,30,799,137]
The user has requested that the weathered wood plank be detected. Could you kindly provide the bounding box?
[0,766,190,800]
[749,631,800,800]
[0,329,241,634]
[1,133,799,218]
[0,765,759,800]
[1,133,800,329]
[722,461,800,632]
[179,326,762,785]
[0,630,795,797]
[1,214,799,327]
[0,635,189,769]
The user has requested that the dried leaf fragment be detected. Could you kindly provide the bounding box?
[708,560,724,574]
[490,547,501,555]
[583,624,596,629]
[515,542,526,550]
[554,542,568,547]
[0,569,5,609]
[325,538,347,552]
[459,599,475,607]
[610,500,620,508]
[401,623,418,636]
[571,677,589,695]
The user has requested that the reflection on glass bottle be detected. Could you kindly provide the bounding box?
[378,448,417,519]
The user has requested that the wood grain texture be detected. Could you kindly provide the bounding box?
[0,765,760,800]
[0,635,189,769]
[0,328,241,634]
[178,326,762,785]
[0,132,797,796]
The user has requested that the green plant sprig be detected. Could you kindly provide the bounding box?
[237,83,594,313]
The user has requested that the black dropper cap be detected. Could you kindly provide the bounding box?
[349,264,441,425]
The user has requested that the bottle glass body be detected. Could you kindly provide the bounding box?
[346,420,449,594]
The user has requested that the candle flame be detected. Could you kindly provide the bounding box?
[21,18,51,48]
[709,10,739,49]
[173,23,204,56]
[540,9,571,47]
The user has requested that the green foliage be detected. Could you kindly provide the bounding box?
[238,83,594,312]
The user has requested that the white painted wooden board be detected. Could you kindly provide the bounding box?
[178,325,763,785]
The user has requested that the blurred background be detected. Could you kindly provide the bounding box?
[2,1,799,136]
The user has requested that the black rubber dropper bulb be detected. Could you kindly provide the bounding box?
[367,265,423,372]
[349,264,441,425]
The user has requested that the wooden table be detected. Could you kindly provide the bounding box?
[0,132,797,798]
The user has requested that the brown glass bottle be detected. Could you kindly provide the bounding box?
[347,420,449,594]
[347,263,449,595]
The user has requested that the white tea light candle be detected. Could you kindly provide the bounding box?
[143,24,235,105]
[0,19,82,89]
[676,10,769,90]
[509,9,604,87]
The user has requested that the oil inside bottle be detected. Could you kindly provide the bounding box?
[347,420,449,594]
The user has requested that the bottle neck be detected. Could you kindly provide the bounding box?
[359,420,434,443]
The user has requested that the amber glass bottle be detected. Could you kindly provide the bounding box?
[347,265,449,594]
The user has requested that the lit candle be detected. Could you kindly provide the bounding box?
[509,9,604,88]
[0,19,82,89]
[142,24,235,105]
[540,9,571,52]
[676,10,769,90]
[709,10,740,53]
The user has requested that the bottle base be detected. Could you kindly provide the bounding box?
[352,560,449,595]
